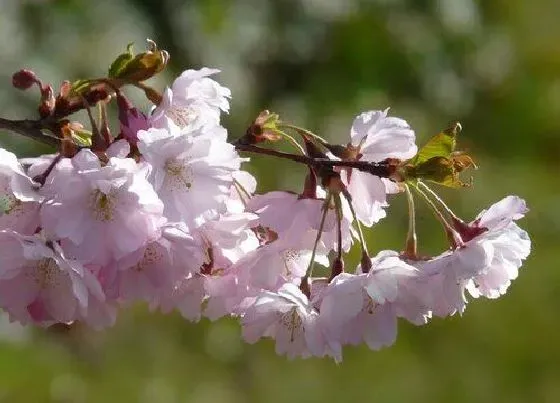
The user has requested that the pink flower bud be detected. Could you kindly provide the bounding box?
[12,69,38,90]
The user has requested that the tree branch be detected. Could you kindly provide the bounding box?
[0,117,59,147]
[235,143,392,178]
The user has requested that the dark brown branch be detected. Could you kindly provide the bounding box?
[0,117,59,147]
[235,143,393,178]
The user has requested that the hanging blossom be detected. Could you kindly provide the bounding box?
[0,45,533,363]
[0,230,115,328]
[411,196,531,317]
[40,149,165,266]
[0,148,42,234]
[149,67,231,134]
[340,109,417,227]
[137,124,244,227]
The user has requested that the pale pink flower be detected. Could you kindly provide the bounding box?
[319,251,426,352]
[240,282,334,360]
[413,196,531,316]
[0,148,41,234]
[342,109,417,227]
[40,149,164,265]
[137,125,243,226]
[247,190,353,252]
[233,232,329,290]
[149,68,231,133]
[0,231,115,328]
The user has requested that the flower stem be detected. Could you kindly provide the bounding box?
[232,178,251,207]
[273,128,306,155]
[341,188,368,257]
[410,182,462,248]
[278,123,329,146]
[305,193,332,280]
[404,184,418,258]
[417,181,462,222]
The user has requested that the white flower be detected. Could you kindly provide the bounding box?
[241,282,333,360]
[137,125,243,227]
[319,251,427,352]
[0,148,41,234]
[414,196,531,316]
[40,149,164,266]
[149,68,231,133]
[342,109,417,227]
[0,230,115,329]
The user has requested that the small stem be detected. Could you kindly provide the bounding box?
[274,128,306,155]
[333,193,343,261]
[279,123,329,146]
[417,181,462,222]
[33,154,62,186]
[341,188,368,257]
[232,178,251,207]
[305,193,332,280]
[404,184,418,258]
[410,182,462,248]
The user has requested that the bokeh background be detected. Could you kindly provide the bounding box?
[1,0,559,402]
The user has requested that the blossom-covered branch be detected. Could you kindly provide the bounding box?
[0,40,531,362]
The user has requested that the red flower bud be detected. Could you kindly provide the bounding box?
[12,69,38,90]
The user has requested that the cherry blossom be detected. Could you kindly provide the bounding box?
[40,149,165,266]
[341,109,417,227]
[149,68,231,133]
[319,251,428,353]
[137,125,243,226]
[0,230,115,328]
[0,148,41,234]
[240,282,334,360]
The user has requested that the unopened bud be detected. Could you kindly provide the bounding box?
[117,92,149,145]
[38,84,55,118]
[12,69,38,90]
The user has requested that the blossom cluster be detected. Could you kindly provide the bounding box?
[0,61,530,362]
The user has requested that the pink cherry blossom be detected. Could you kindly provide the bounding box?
[341,109,417,227]
[240,282,335,360]
[0,148,41,234]
[40,149,164,265]
[137,125,243,226]
[149,68,231,133]
[319,251,427,353]
[233,231,329,291]
[413,196,531,316]
[0,230,115,328]
[247,190,354,252]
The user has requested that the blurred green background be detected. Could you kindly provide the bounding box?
[0,0,559,402]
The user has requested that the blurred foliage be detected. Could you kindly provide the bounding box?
[0,0,559,402]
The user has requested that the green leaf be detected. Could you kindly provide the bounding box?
[412,122,461,166]
[108,43,135,79]
[71,129,93,147]
[69,79,94,96]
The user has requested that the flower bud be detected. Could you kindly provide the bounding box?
[12,69,37,90]
[117,92,148,145]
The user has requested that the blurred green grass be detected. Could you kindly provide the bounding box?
[0,0,559,402]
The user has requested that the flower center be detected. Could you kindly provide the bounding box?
[90,190,116,222]
[29,257,62,288]
[133,243,163,272]
[166,106,196,128]
[164,160,193,191]
[279,308,303,342]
